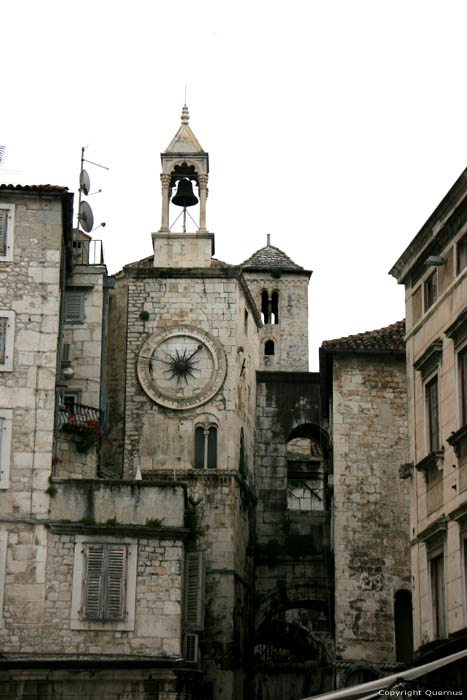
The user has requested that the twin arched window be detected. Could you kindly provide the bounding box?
[194,425,217,469]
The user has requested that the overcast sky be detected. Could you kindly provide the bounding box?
[3,0,467,369]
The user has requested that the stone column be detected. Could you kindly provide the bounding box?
[160,174,171,231]
[198,175,209,232]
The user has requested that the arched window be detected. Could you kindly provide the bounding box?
[207,427,217,469]
[394,590,413,662]
[271,291,279,325]
[194,424,218,469]
[264,340,275,356]
[261,290,280,325]
[261,290,269,324]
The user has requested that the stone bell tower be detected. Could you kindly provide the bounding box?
[152,104,215,267]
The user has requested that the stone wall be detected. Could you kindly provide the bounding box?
[0,192,65,518]
[116,269,259,480]
[0,525,184,658]
[254,372,334,698]
[101,277,129,477]
[49,479,185,528]
[331,353,410,667]
[242,271,309,371]
[0,670,187,700]
[56,434,98,479]
[63,266,106,411]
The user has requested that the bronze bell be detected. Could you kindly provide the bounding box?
[172,178,198,208]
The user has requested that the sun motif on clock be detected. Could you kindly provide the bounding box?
[137,325,227,410]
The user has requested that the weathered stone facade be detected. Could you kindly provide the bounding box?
[0,186,194,700]
[320,338,411,685]
[253,372,334,699]
[2,109,442,700]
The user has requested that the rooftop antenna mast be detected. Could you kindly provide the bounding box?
[0,146,21,182]
[77,146,109,234]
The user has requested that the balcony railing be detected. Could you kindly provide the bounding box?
[59,403,102,429]
[72,240,104,265]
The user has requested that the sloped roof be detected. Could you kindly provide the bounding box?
[164,105,206,154]
[241,244,303,270]
[0,184,69,192]
[321,320,405,353]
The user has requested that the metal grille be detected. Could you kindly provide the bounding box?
[58,403,102,429]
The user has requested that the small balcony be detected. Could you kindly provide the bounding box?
[58,403,102,453]
[72,239,104,265]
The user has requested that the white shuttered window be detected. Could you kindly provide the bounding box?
[0,312,15,372]
[0,410,13,489]
[0,204,14,261]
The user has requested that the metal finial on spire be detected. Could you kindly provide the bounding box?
[181,104,189,124]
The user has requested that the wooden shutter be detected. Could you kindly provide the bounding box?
[84,544,105,618]
[0,418,3,481]
[65,291,84,322]
[184,552,205,631]
[0,411,11,489]
[0,210,7,256]
[105,545,127,619]
[0,317,6,365]
[83,544,127,620]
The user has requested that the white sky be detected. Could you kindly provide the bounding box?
[3,0,467,370]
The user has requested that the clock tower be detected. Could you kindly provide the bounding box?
[105,106,260,700]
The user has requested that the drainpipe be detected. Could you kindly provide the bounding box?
[52,233,69,475]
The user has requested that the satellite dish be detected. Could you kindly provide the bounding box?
[80,169,91,195]
[79,201,94,233]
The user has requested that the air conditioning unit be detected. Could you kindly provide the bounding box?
[183,632,199,663]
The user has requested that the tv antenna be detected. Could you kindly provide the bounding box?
[77,146,109,233]
[0,146,21,182]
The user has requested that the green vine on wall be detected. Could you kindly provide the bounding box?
[255,520,317,566]
[185,505,208,552]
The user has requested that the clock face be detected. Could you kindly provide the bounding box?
[137,325,227,410]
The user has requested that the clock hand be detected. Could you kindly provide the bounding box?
[186,344,203,361]
[153,357,173,366]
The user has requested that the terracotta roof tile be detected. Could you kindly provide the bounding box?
[241,244,303,270]
[321,320,406,353]
[0,184,69,192]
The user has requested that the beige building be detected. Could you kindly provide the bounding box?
[390,168,467,671]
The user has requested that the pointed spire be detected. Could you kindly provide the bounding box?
[181,104,189,125]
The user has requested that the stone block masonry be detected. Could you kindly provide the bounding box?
[332,354,410,664]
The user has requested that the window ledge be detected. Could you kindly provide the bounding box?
[415,449,445,474]
[413,339,443,376]
[416,515,449,544]
[445,307,467,343]
[446,424,467,458]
